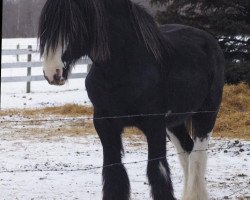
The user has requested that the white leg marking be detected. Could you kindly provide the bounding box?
[166,129,189,199]
[184,132,211,200]
[159,161,168,180]
[43,44,64,83]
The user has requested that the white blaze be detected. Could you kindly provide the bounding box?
[43,44,64,83]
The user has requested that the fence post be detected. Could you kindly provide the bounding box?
[26,45,32,93]
[17,44,20,62]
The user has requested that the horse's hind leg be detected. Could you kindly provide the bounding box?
[167,124,194,199]
[184,113,217,200]
[139,119,176,200]
[94,117,130,200]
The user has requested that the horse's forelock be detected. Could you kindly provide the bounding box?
[38,0,111,64]
[38,0,88,58]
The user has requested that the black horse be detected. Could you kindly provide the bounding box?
[38,0,224,200]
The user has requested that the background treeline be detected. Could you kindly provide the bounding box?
[3,0,46,38]
[151,0,250,85]
[2,0,157,38]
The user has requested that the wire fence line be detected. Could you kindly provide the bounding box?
[0,109,234,122]
[0,146,242,174]
[1,111,216,123]
[0,109,249,124]
[0,145,248,198]
[0,111,249,198]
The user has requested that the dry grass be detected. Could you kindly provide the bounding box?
[214,83,250,140]
[0,104,93,117]
[0,84,249,140]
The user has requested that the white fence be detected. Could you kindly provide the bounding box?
[1,45,92,93]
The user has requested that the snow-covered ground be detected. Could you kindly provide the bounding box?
[0,130,249,200]
[1,39,250,200]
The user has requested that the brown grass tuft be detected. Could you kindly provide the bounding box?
[0,104,93,117]
[214,83,250,140]
[25,104,93,116]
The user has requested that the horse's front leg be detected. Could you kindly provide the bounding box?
[94,115,130,200]
[139,119,176,200]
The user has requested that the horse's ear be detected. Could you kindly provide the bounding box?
[87,0,110,63]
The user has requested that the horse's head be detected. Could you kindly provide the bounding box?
[38,0,110,85]
[41,43,65,85]
[38,0,89,85]
[41,41,86,85]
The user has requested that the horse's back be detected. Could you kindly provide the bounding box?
[160,24,222,59]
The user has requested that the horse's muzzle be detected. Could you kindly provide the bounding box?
[43,69,66,86]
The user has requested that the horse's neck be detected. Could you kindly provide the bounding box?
[104,0,130,9]
[106,9,149,54]
[90,0,155,67]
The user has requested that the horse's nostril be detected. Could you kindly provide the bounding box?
[53,74,61,81]
[51,73,66,85]
[43,69,65,85]
[53,69,62,81]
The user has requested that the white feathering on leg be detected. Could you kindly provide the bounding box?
[184,132,211,200]
[166,129,189,199]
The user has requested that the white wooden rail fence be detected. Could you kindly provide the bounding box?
[1,45,92,93]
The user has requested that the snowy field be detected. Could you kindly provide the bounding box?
[0,127,249,200]
[1,39,250,199]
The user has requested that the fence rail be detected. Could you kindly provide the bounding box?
[1,73,88,83]
[2,49,35,55]
[2,59,92,69]
[1,45,92,92]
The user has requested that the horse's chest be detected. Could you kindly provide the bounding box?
[86,71,158,110]
[85,69,128,108]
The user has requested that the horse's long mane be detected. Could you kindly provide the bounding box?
[38,0,170,64]
[127,1,171,64]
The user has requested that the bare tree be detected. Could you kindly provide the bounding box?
[2,0,157,38]
[3,0,46,38]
